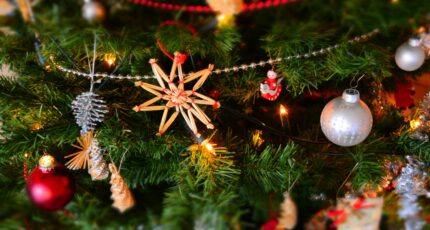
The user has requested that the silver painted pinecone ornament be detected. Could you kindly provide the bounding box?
[82,0,106,23]
[71,91,108,133]
[320,88,373,147]
[395,37,426,72]
[88,138,109,180]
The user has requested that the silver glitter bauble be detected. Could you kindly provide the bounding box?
[320,89,373,147]
[82,0,106,23]
[395,38,425,72]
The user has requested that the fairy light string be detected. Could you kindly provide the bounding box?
[52,28,379,80]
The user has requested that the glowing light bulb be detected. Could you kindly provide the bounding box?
[104,53,116,67]
[410,119,422,130]
[201,140,216,155]
[252,130,264,148]
[279,104,289,128]
[30,123,43,132]
[205,142,214,152]
[280,105,288,115]
[216,14,235,28]
[217,14,226,21]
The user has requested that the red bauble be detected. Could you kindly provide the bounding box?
[26,163,74,211]
[260,218,279,230]
[208,89,221,99]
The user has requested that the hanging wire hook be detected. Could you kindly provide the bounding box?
[349,73,366,89]
[118,148,130,173]
[106,147,129,173]
[336,162,359,198]
[107,150,114,166]
[288,173,301,192]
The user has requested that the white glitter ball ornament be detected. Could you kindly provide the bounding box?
[320,89,373,147]
[395,37,426,72]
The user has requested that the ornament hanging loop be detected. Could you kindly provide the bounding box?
[349,73,366,89]
[287,173,300,193]
[155,20,197,61]
[336,162,359,198]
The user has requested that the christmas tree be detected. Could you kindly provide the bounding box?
[1,0,430,229]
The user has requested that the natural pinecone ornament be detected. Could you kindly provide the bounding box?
[71,91,108,133]
[109,163,135,213]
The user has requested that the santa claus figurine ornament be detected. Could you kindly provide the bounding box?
[260,70,283,101]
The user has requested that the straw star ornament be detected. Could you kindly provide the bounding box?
[133,52,220,137]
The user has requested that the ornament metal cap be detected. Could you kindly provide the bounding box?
[342,88,360,103]
[38,154,56,171]
[408,37,422,47]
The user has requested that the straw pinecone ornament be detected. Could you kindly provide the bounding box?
[276,191,297,230]
[109,163,135,213]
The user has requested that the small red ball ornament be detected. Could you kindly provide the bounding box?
[208,89,221,99]
[26,154,74,211]
[260,218,279,230]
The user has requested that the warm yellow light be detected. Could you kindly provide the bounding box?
[104,53,116,67]
[390,0,399,4]
[217,14,226,21]
[252,130,264,148]
[44,64,52,72]
[410,119,422,130]
[217,14,235,28]
[201,140,216,155]
[280,105,288,115]
[205,142,214,152]
[30,123,43,132]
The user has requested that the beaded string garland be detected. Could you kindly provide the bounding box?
[53,29,380,81]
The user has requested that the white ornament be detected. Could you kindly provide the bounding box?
[320,89,373,147]
[82,0,106,23]
[395,37,426,72]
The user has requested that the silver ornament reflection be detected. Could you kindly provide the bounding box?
[82,0,106,23]
[320,89,373,147]
[395,38,426,72]
[395,156,429,230]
